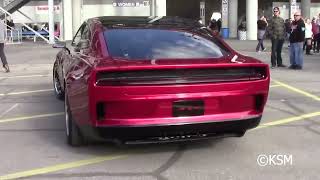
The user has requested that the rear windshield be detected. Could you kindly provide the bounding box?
[104,29,229,60]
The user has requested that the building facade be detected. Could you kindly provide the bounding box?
[3,0,320,41]
[62,0,320,40]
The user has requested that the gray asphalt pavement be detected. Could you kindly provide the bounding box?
[0,40,319,180]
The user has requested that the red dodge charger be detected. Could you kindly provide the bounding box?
[53,16,270,146]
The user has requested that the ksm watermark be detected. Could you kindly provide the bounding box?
[257,154,293,167]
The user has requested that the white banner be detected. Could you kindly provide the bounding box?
[112,0,150,7]
[36,5,60,14]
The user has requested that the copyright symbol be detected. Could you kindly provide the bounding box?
[257,154,268,166]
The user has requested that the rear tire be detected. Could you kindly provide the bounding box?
[53,70,64,100]
[65,97,85,146]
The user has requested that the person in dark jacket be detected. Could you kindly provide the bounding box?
[289,12,305,70]
[217,18,222,33]
[268,7,286,68]
[6,18,14,30]
[208,19,220,36]
[256,16,268,52]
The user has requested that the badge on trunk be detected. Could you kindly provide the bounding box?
[173,100,204,117]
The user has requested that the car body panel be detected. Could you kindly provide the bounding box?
[53,16,270,143]
[91,79,268,126]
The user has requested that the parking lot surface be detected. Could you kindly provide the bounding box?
[0,40,319,180]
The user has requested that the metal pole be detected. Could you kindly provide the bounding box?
[18,29,21,43]
[10,30,12,43]
[150,0,154,16]
[154,0,157,16]
[48,0,55,44]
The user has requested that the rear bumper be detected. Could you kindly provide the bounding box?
[80,116,261,144]
[90,79,269,126]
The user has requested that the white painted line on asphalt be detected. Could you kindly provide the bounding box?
[0,74,49,79]
[0,89,53,96]
[0,104,19,118]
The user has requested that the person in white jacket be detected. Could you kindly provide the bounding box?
[0,18,9,72]
[304,18,313,55]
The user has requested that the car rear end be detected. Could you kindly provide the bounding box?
[85,62,270,144]
[83,19,270,144]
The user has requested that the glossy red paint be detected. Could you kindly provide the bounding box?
[89,63,269,127]
[54,17,270,143]
[67,57,270,127]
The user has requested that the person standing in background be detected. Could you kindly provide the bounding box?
[289,12,305,70]
[268,7,287,68]
[304,18,313,55]
[208,19,220,36]
[313,15,320,53]
[217,18,222,34]
[256,16,268,52]
[0,18,9,73]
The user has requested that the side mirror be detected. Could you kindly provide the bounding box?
[52,41,66,49]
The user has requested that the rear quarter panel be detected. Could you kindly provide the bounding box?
[65,57,94,125]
